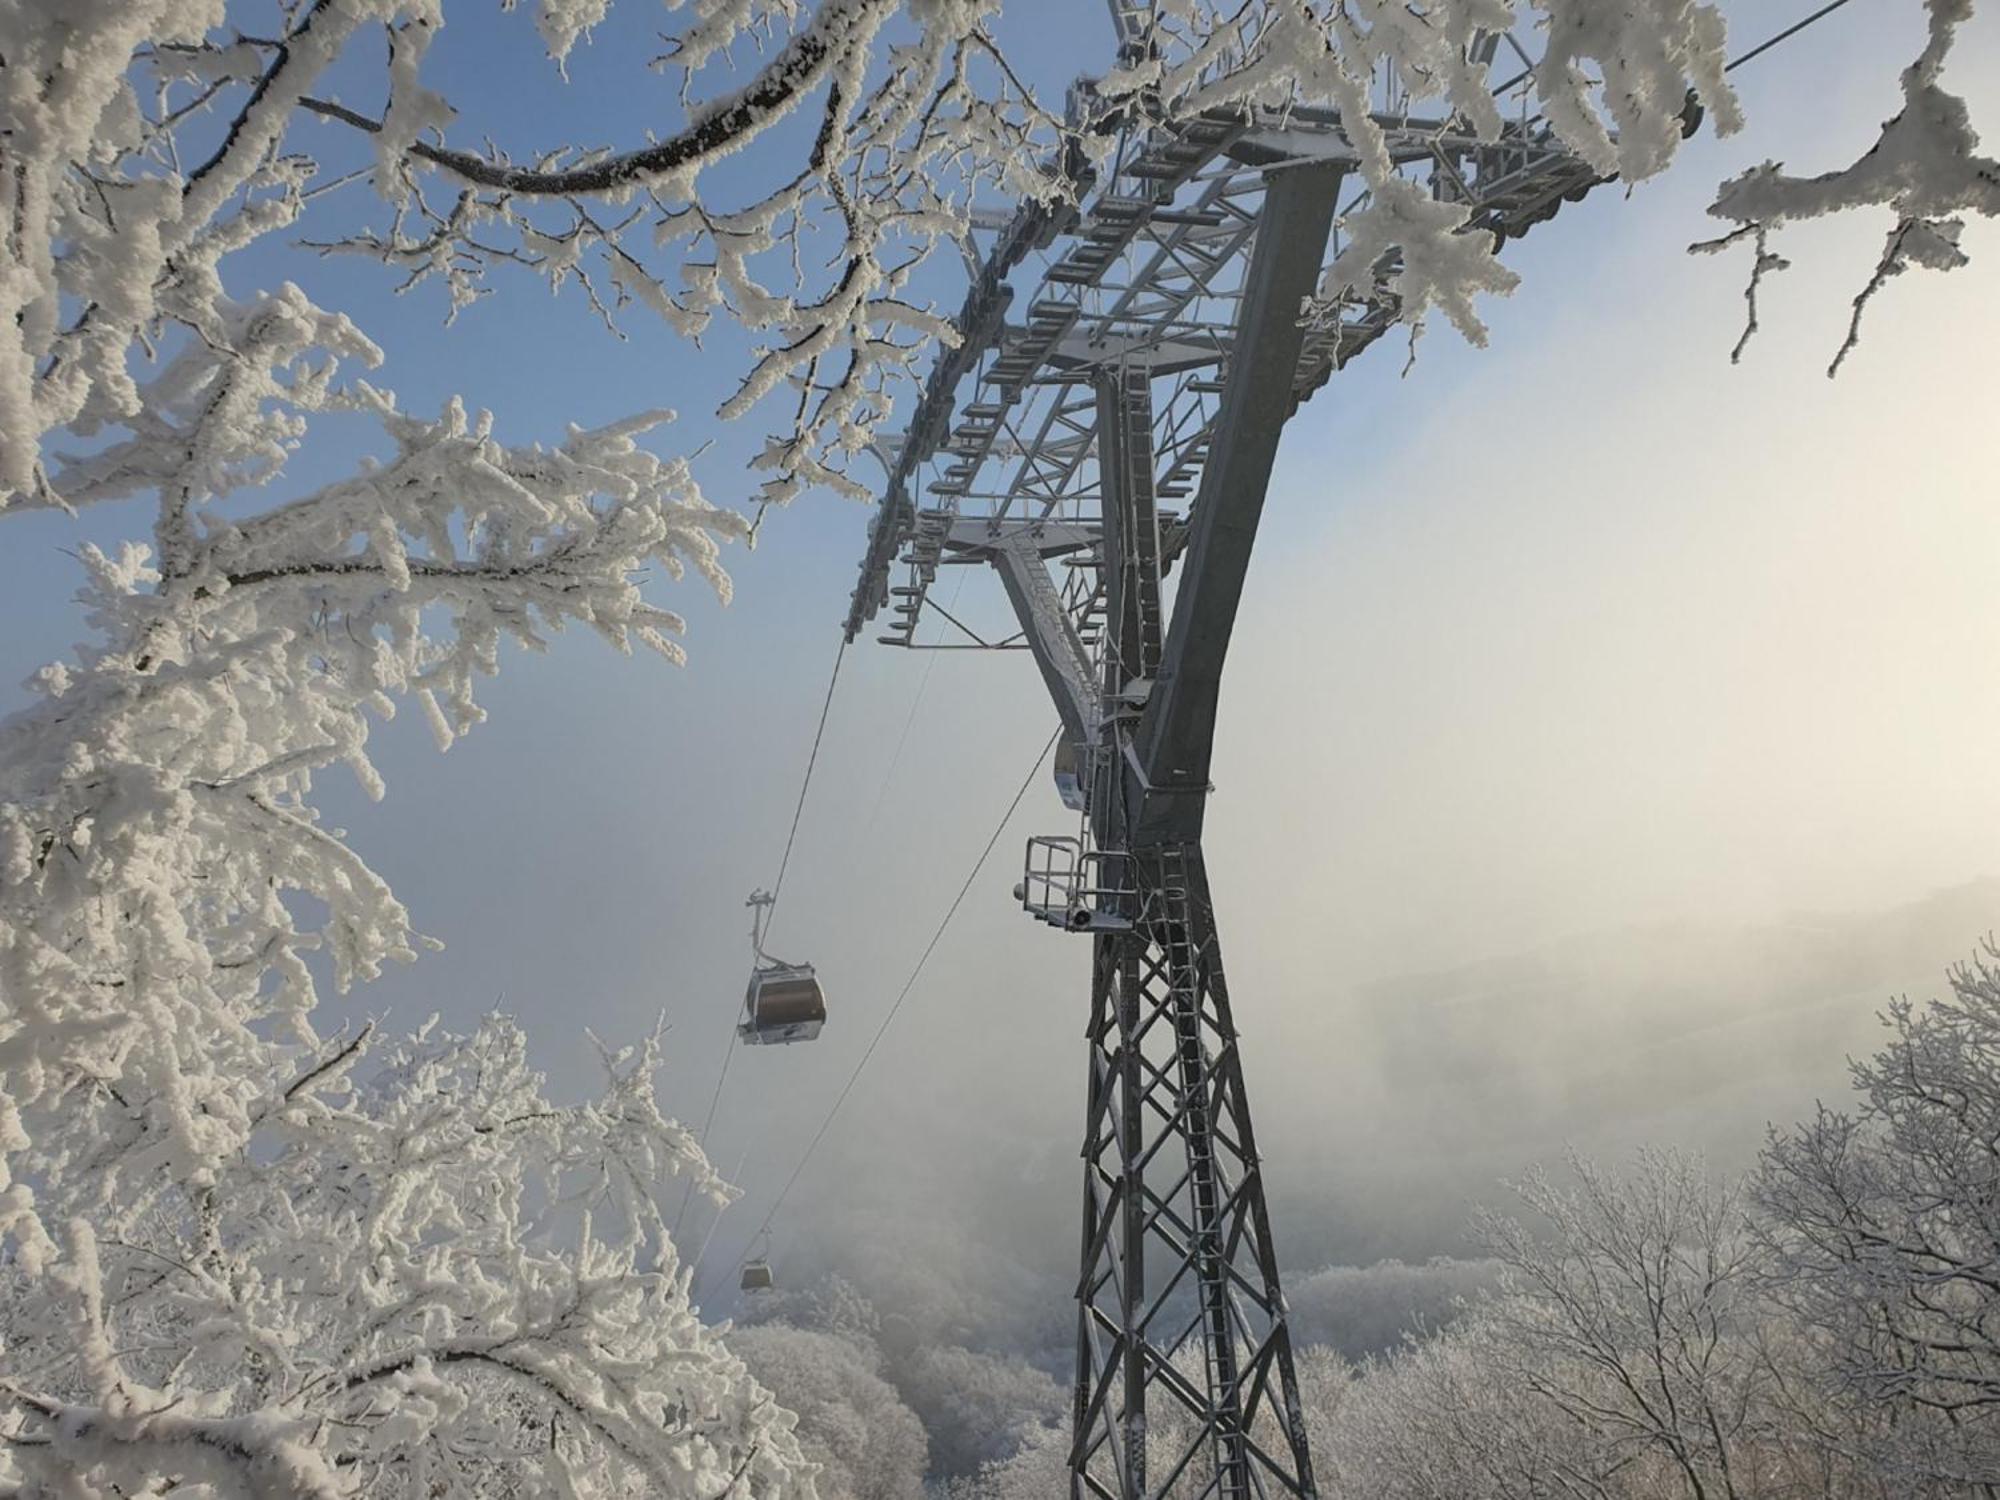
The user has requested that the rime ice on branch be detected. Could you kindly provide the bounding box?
[1121,0,1743,350]
[0,0,1052,1256]
[1696,0,1996,372]
[0,1015,814,1496]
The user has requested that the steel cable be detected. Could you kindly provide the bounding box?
[744,727,1061,1252]
[672,634,848,1243]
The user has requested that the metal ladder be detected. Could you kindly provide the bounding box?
[1152,845,1250,1499]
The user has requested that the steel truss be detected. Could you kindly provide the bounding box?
[843,14,1631,1497]
[1062,170,1336,1498]
[1076,845,1313,1499]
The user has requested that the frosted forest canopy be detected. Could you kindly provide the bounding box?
[0,0,1994,1493]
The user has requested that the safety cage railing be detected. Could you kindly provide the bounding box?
[1015,835,1137,933]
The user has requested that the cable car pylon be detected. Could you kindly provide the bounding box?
[840,16,1629,1496]
[696,0,1854,1482]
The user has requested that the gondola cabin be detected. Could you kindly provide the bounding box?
[740,962,826,1045]
[740,1258,775,1292]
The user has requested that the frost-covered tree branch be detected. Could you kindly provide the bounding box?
[1471,1150,1769,1499]
[1127,0,1743,351]
[0,1016,812,1496]
[0,396,736,1210]
[0,13,1055,1404]
[1695,0,1996,372]
[1752,942,2000,1486]
[2,0,1057,513]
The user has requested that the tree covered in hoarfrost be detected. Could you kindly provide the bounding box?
[727,1322,929,1500]
[1470,1149,1769,1500]
[1318,1311,1638,1500]
[932,1418,1068,1500]
[0,0,1061,1238]
[0,1013,812,1496]
[0,0,1989,1493]
[1306,1145,1967,1500]
[891,1341,1064,1478]
[732,1264,1072,1488]
[0,2,1061,1483]
[1754,942,2000,1491]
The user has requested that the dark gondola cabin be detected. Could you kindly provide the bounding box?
[739,962,826,1045]
[740,1259,775,1292]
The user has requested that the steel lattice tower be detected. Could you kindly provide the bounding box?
[844,11,1625,1494]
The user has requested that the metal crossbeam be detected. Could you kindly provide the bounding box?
[992,534,1099,749]
[842,88,1605,653]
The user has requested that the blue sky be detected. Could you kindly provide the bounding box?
[5,0,1999,1299]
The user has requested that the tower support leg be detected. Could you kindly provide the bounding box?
[1071,844,1317,1499]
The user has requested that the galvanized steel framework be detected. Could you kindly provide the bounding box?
[844,16,1619,1496]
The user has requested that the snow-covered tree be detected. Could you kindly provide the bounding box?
[0,1014,810,1496]
[0,0,1060,1248]
[0,3,1058,1481]
[890,1342,1063,1478]
[1314,1146,1962,1500]
[730,1269,1062,1480]
[727,1322,928,1500]
[932,1417,1070,1500]
[1319,1313,1634,1500]
[1755,942,2000,1491]
[1471,1149,1769,1500]
[1313,1156,1910,1500]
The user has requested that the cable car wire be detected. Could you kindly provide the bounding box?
[769,636,850,932]
[1488,0,1856,100]
[1724,0,1857,73]
[671,1030,740,1241]
[746,726,1061,1248]
[672,634,849,1243]
[860,569,968,841]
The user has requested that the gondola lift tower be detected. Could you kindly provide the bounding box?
[843,6,1653,1496]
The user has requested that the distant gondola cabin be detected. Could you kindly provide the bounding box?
[740,1259,775,1292]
